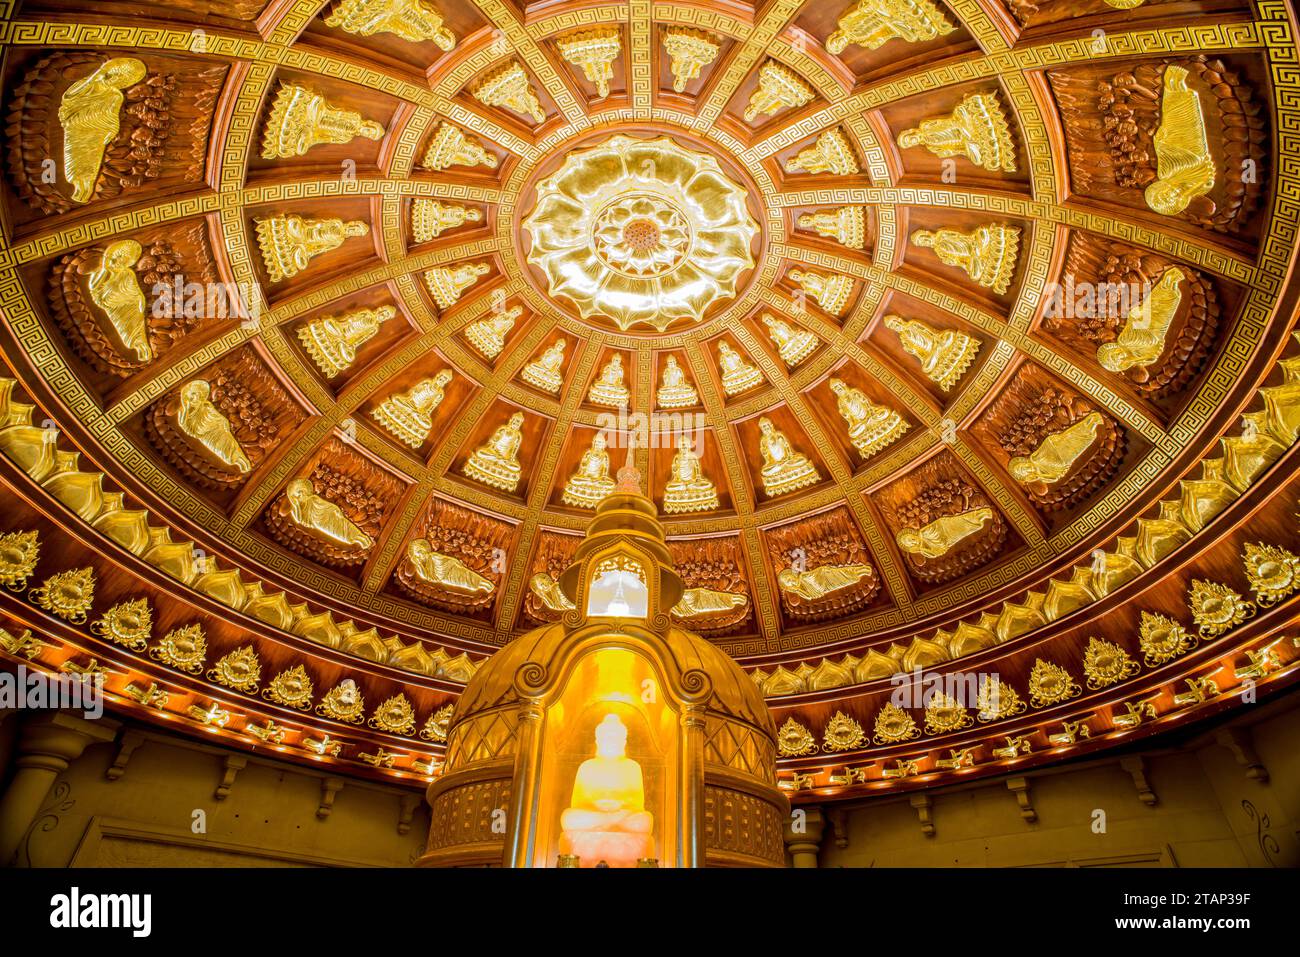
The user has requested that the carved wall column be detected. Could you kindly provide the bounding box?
[784,805,826,868]
[0,711,118,865]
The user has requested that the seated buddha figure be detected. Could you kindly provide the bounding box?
[406,538,493,595]
[262,84,385,160]
[777,563,874,601]
[884,315,979,392]
[522,339,566,394]
[825,0,954,54]
[256,215,370,283]
[897,92,1016,173]
[87,239,151,362]
[589,355,631,408]
[463,412,525,492]
[663,436,718,513]
[787,269,853,317]
[1097,267,1185,374]
[656,356,698,409]
[177,380,251,473]
[896,507,993,559]
[562,434,617,508]
[762,314,819,367]
[465,306,522,360]
[372,369,452,448]
[285,479,373,549]
[910,223,1019,295]
[298,305,395,378]
[325,0,457,49]
[58,57,148,203]
[559,714,654,868]
[718,342,763,396]
[829,378,907,458]
[1007,411,1104,486]
[758,417,820,497]
[1145,66,1217,217]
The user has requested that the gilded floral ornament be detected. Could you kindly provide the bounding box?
[777,716,818,756]
[1137,611,1196,668]
[523,135,758,331]
[976,675,1026,722]
[1082,636,1141,690]
[1028,659,1082,709]
[419,703,454,742]
[91,598,152,652]
[924,692,974,734]
[316,679,366,724]
[369,692,417,735]
[208,645,262,694]
[821,710,867,752]
[0,530,39,592]
[30,566,95,623]
[1242,542,1300,607]
[263,664,315,710]
[662,28,719,92]
[873,702,921,744]
[1188,579,1255,639]
[149,623,207,674]
[473,61,545,124]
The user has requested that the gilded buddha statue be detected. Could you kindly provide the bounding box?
[463,412,525,492]
[777,563,874,600]
[1008,411,1104,486]
[829,378,907,457]
[762,315,820,366]
[424,262,488,309]
[285,479,373,549]
[256,215,370,282]
[262,84,385,160]
[798,206,866,249]
[371,369,452,448]
[897,92,1016,172]
[663,27,720,93]
[325,0,457,48]
[784,129,859,175]
[559,713,654,868]
[87,239,151,361]
[521,339,566,393]
[1145,66,1216,217]
[406,539,493,595]
[758,417,820,497]
[656,356,698,409]
[910,224,1019,295]
[718,342,764,396]
[412,201,481,242]
[562,434,617,509]
[673,588,747,618]
[663,436,718,513]
[589,355,631,408]
[825,0,954,53]
[884,315,980,392]
[530,572,575,612]
[1097,267,1185,373]
[788,268,853,316]
[177,380,251,473]
[896,507,993,559]
[58,57,148,203]
[465,306,522,360]
[421,121,498,171]
[297,305,395,377]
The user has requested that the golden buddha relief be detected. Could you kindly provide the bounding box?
[285,478,374,549]
[788,268,854,316]
[87,239,151,362]
[424,262,488,309]
[1097,267,1185,374]
[826,0,954,54]
[897,92,1016,173]
[798,206,866,249]
[757,417,820,497]
[372,369,452,448]
[588,354,631,408]
[473,61,545,124]
[910,223,1020,294]
[829,378,907,458]
[656,356,698,409]
[58,57,148,203]
[1145,66,1216,217]
[662,28,720,92]
[530,572,576,612]
[298,305,395,377]
[761,315,819,367]
[262,84,385,160]
[884,315,979,391]
[1007,411,1103,486]
[557,28,621,99]
[777,563,875,601]
[896,507,993,558]
[465,306,521,360]
[662,437,718,514]
[672,587,747,620]
[256,215,369,282]
[717,342,764,396]
[411,200,481,241]
[420,121,498,171]
[744,61,813,123]
[463,412,525,492]
[176,380,252,472]
[521,339,566,394]
[325,0,456,48]
[559,713,654,868]
[785,129,859,175]
[406,539,494,595]
[562,434,617,509]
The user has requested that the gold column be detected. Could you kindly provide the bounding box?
[783,805,826,868]
[0,711,118,865]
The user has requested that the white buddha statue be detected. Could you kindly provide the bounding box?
[559,713,654,868]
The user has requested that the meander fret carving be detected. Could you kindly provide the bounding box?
[703,785,785,865]
[765,506,881,622]
[145,346,305,490]
[885,459,1008,585]
[426,778,512,852]
[523,530,581,624]
[47,223,217,378]
[5,52,224,217]
[395,498,511,616]
[668,537,751,635]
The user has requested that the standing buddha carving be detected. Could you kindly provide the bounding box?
[176,380,251,472]
[1145,65,1216,217]
[372,369,453,448]
[910,223,1020,294]
[897,92,1016,172]
[1097,267,1186,373]
[325,0,457,48]
[829,378,907,457]
[463,413,525,492]
[718,342,764,396]
[465,306,522,360]
[884,315,979,391]
[663,437,718,513]
[825,0,954,54]
[589,355,631,408]
[562,434,618,509]
[285,479,373,549]
[297,305,395,377]
[87,239,151,361]
[522,339,566,394]
[656,356,698,409]
[262,84,385,159]
[256,215,369,282]
[58,57,148,203]
[757,417,820,497]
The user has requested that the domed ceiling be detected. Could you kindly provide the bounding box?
[1,0,1299,794]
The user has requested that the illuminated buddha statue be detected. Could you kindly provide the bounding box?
[910,224,1019,295]
[777,563,874,600]
[1097,268,1185,373]
[463,412,524,492]
[406,539,493,594]
[896,507,993,559]
[758,417,820,497]
[825,0,954,53]
[177,380,251,473]
[829,378,907,457]
[87,239,150,361]
[371,369,452,448]
[884,315,979,392]
[718,342,763,396]
[559,713,654,868]
[1145,66,1216,217]
[562,434,617,508]
[788,268,853,316]
[465,306,521,360]
[530,572,575,612]
[673,588,747,618]
[521,339,566,393]
[256,215,370,283]
[262,84,385,159]
[656,356,698,409]
[762,315,819,366]
[663,436,718,513]
[297,305,394,377]
[285,479,373,549]
[58,57,147,203]
[325,0,457,49]
[1008,412,1103,486]
[589,355,631,408]
[897,92,1016,173]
